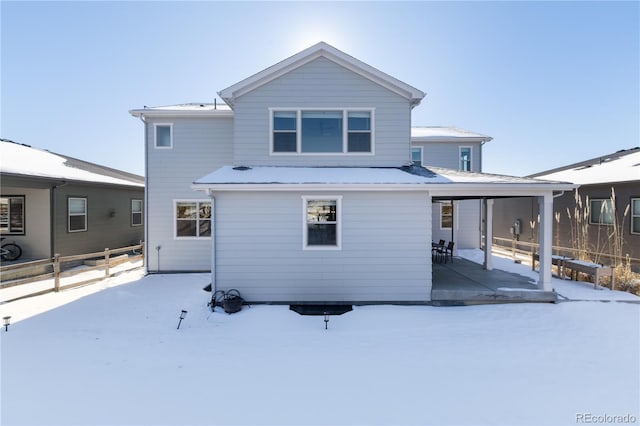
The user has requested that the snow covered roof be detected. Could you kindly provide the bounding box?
[193,165,574,196]
[530,147,640,185]
[411,126,492,143]
[0,139,144,187]
[129,102,233,118]
[218,42,426,108]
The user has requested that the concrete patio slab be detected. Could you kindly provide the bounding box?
[431,257,557,304]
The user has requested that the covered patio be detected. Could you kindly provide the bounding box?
[431,254,557,305]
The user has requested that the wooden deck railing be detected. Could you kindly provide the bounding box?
[0,243,144,302]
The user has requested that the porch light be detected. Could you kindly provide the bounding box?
[3,316,11,332]
[324,312,329,330]
[177,310,187,330]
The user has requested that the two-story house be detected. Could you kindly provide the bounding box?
[130,42,573,303]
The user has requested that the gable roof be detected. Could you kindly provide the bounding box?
[0,139,144,187]
[218,42,426,108]
[411,126,493,143]
[529,147,640,185]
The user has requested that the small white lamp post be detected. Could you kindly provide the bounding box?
[177,310,187,330]
[3,316,11,332]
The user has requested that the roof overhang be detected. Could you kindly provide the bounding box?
[191,166,576,196]
[129,108,233,119]
[218,42,426,109]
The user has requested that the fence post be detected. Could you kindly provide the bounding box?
[53,254,61,292]
[104,248,110,278]
[140,241,145,267]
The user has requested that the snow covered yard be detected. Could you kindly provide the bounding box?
[1,255,639,425]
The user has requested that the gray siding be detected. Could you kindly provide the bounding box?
[0,186,50,259]
[232,57,412,167]
[414,141,483,171]
[213,191,432,302]
[146,117,233,271]
[53,183,144,256]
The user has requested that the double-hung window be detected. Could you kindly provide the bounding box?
[631,198,640,234]
[271,109,373,154]
[154,123,173,149]
[441,202,453,229]
[131,199,143,226]
[68,197,87,232]
[0,196,25,235]
[590,199,614,225]
[411,147,423,166]
[459,147,472,172]
[175,200,211,238]
[303,196,341,250]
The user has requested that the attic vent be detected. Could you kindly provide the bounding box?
[233,166,252,171]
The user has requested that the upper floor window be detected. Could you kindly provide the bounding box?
[632,198,640,235]
[411,147,423,167]
[68,197,87,232]
[459,147,472,171]
[0,196,25,235]
[590,199,614,225]
[175,200,211,238]
[154,123,173,149]
[271,109,373,154]
[131,199,143,227]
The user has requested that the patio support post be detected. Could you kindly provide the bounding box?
[538,194,553,291]
[483,198,494,271]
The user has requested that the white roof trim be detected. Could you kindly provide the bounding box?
[218,42,426,108]
[192,166,576,195]
[411,126,493,143]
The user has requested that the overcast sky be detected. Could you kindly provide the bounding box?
[2,1,638,177]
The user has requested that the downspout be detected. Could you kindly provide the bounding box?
[211,191,217,292]
[138,114,149,274]
[50,180,68,258]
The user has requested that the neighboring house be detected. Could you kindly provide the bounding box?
[130,42,573,303]
[493,147,640,266]
[0,139,145,259]
[411,126,493,250]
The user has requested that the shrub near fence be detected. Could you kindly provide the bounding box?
[0,243,144,302]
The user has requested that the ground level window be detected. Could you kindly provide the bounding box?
[68,197,87,232]
[441,202,453,229]
[0,196,25,235]
[303,196,341,249]
[590,199,614,225]
[131,199,143,226]
[631,198,640,234]
[175,200,211,238]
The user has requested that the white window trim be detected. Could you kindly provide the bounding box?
[459,146,472,172]
[0,195,25,235]
[411,146,423,166]
[302,195,342,250]
[631,198,640,235]
[270,108,375,156]
[131,199,143,227]
[589,199,614,226]
[440,201,453,230]
[173,199,212,240]
[68,197,87,233]
[154,123,173,149]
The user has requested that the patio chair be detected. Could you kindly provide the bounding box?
[442,241,454,263]
[432,239,445,263]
